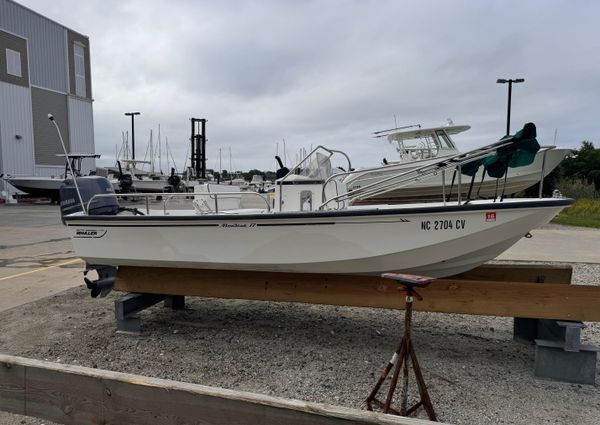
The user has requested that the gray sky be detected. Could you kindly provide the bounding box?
[20,0,600,172]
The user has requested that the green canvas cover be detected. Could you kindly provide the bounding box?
[460,158,485,177]
[461,122,540,179]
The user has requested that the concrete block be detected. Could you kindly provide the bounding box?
[534,339,599,385]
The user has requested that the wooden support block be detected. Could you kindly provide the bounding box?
[0,354,441,425]
[114,266,600,322]
[449,263,572,284]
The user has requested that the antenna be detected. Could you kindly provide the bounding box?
[48,114,86,214]
[372,123,422,138]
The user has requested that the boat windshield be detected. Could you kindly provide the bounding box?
[300,152,333,180]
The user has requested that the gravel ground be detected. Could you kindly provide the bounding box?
[0,261,599,425]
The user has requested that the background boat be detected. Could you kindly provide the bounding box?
[3,153,101,202]
[345,123,573,203]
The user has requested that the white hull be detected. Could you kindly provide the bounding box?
[346,148,572,203]
[131,178,169,193]
[65,198,570,278]
[4,176,65,199]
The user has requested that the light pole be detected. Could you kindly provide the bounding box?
[496,78,524,135]
[124,112,141,159]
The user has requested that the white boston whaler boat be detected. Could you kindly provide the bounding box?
[60,123,572,296]
[345,122,573,203]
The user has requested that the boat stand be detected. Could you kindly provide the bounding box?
[514,318,598,384]
[115,293,185,334]
[366,273,437,421]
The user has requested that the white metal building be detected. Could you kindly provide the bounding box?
[0,0,94,197]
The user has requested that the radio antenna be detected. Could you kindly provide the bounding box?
[48,114,86,214]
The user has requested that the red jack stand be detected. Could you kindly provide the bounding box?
[366,273,437,421]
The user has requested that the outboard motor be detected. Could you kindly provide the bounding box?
[116,160,133,193]
[167,167,183,192]
[59,176,119,224]
[275,156,290,179]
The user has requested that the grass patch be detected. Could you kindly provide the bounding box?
[552,198,600,228]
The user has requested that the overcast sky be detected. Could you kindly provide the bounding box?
[19,0,600,172]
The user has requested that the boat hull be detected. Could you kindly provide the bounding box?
[4,177,65,200]
[130,178,170,193]
[347,148,572,203]
[64,199,571,278]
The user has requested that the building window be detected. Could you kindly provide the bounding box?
[74,43,86,97]
[6,48,22,77]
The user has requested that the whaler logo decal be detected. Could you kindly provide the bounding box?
[485,212,497,222]
[74,229,107,239]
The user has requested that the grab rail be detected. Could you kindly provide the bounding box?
[164,191,270,214]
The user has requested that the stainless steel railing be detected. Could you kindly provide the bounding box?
[86,191,270,216]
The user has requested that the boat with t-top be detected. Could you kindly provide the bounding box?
[345,121,572,203]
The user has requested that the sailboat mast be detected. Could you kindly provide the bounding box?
[149,129,154,174]
[158,124,162,175]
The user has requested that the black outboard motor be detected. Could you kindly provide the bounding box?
[116,160,133,193]
[275,156,290,179]
[167,167,182,192]
[59,176,119,224]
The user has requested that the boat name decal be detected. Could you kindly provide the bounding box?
[220,223,256,228]
[485,212,497,222]
[74,229,107,238]
[420,219,466,231]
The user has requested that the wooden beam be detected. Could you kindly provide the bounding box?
[0,354,440,425]
[114,266,600,322]
[449,263,572,284]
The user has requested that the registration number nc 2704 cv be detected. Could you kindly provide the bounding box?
[420,219,466,231]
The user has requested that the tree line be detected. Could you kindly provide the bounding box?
[525,141,600,198]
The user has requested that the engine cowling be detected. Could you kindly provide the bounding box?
[59,176,119,224]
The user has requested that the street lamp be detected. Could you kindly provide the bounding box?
[496,78,524,135]
[124,112,141,159]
